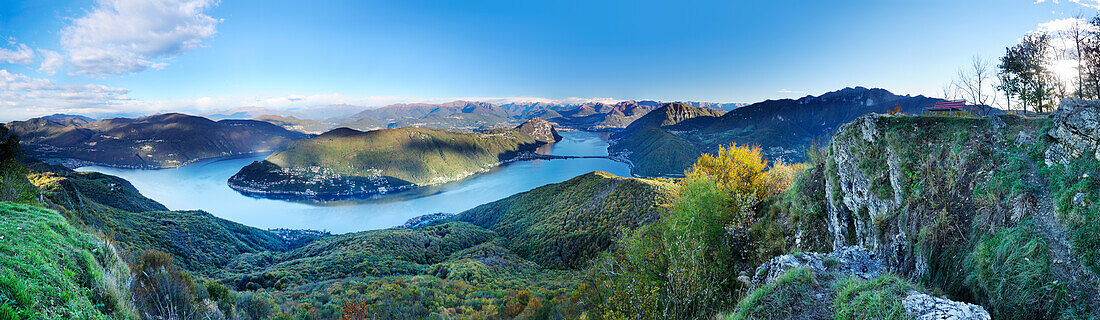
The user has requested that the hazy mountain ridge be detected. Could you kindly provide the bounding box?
[7,113,309,169]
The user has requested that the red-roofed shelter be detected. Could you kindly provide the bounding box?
[925,100,968,117]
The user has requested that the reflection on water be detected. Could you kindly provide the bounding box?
[77,131,629,233]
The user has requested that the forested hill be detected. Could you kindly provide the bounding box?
[610,87,944,177]
[7,113,308,168]
[228,118,562,201]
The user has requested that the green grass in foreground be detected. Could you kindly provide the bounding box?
[726,267,822,320]
[0,201,132,319]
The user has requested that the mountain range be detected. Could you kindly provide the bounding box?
[610,87,944,176]
[6,113,308,168]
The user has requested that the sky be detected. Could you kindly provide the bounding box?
[0,0,1098,121]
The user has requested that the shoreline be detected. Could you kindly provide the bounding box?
[226,151,632,202]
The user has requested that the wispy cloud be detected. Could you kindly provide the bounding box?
[777,89,802,94]
[1035,0,1100,9]
[0,69,132,121]
[61,0,221,76]
[36,49,64,75]
[0,40,34,65]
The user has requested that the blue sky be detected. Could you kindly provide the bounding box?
[0,0,1096,120]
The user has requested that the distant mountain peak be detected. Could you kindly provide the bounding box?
[645,102,725,127]
[317,127,363,138]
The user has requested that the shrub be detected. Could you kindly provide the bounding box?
[237,291,278,320]
[965,222,1063,319]
[831,274,913,320]
[131,250,209,320]
[726,267,823,320]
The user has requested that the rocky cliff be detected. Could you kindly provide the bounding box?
[744,246,990,320]
[811,106,1100,318]
[1046,98,1100,165]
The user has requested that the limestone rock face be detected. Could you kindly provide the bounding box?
[750,246,991,320]
[823,115,920,276]
[1046,98,1100,165]
[752,246,885,287]
[902,291,991,320]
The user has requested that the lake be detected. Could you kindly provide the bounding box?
[76,131,631,233]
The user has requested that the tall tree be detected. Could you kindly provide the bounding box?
[998,33,1056,113]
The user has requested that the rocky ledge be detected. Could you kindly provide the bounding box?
[1046,98,1100,165]
[749,246,990,320]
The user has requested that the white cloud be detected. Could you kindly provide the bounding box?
[778,89,802,94]
[0,69,132,121]
[36,50,64,75]
[1035,0,1100,9]
[1035,17,1096,34]
[61,0,221,76]
[0,41,34,65]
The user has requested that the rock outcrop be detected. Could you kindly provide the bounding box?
[750,246,990,320]
[902,291,991,320]
[823,115,925,276]
[1046,98,1100,165]
[752,246,885,287]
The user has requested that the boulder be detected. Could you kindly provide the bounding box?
[750,246,991,320]
[752,246,885,287]
[903,291,991,320]
[1046,98,1100,166]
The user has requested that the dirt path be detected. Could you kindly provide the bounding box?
[1022,159,1100,311]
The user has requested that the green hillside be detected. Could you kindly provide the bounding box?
[27,161,287,274]
[229,120,561,200]
[456,171,678,269]
[610,125,702,177]
[0,202,133,319]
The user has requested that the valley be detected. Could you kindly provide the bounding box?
[226,118,567,201]
[4,2,1097,319]
[6,98,1100,319]
[77,131,631,233]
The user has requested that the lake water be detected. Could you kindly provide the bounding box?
[77,131,631,233]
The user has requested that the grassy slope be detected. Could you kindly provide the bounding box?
[0,202,132,319]
[455,171,678,269]
[27,161,287,274]
[266,126,545,184]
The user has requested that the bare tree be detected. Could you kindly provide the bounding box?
[941,80,958,101]
[955,56,995,116]
[1069,15,1087,98]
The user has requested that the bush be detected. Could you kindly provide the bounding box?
[131,250,211,320]
[726,267,823,320]
[831,274,913,320]
[237,291,279,320]
[583,144,799,319]
[965,222,1063,319]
